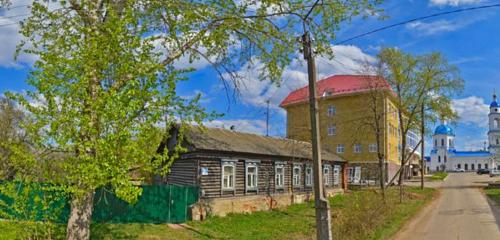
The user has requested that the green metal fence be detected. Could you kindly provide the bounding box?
[0,182,199,224]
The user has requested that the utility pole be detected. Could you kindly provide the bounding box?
[420,103,425,190]
[266,99,270,136]
[302,31,332,240]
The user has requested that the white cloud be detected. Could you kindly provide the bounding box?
[204,119,267,135]
[232,45,375,112]
[452,96,490,127]
[429,0,483,6]
[406,20,463,36]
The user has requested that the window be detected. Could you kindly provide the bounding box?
[497,138,499,145]
[246,163,258,190]
[347,166,361,183]
[479,164,482,169]
[434,140,437,147]
[444,156,447,163]
[369,143,377,153]
[275,163,285,189]
[305,166,313,186]
[293,165,302,187]
[471,164,475,170]
[438,156,441,163]
[449,139,452,147]
[323,165,330,186]
[327,124,336,136]
[441,139,445,146]
[354,144,362,153]
[486,163,489,169]
[457,163,461,169]
[465,163,468,171]
[222,161,236,190]
[333,165,341,186]
[336,144,345,154]
[327,105,336,117]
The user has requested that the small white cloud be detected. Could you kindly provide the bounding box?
[452,96,489,127]
[429,0,483,6]
[406,20,462,36]
[204,119,267,135]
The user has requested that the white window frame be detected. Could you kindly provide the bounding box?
[336,144,345,154]
[327,124,336,136]
[293,164,302,187]
[221,161,236,191]
[333,165,340,186]
[369,143,377,153]
[354,144,362,153]
[347,166,361,183]
[245,162,259,191]
[323,165,331,186]
[327,105,336,117]
[275,163,285,189]
[305,165,313,187]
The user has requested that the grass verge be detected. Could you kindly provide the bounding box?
[0,187,436,240]
[427,172,448,181]
[484,188,500,205]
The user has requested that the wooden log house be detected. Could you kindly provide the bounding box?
[162,125,348,217]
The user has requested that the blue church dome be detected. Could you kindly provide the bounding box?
[492,93,498,107]
[434,124,455,136]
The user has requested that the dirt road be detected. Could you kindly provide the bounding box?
[394,173,500,240]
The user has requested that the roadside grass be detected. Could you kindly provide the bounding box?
[0,187,436,240]
[484,188,500,205]
[427,172,448,181]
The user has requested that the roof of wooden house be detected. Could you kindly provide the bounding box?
[180,125,345,162]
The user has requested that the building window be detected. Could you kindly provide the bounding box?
[275,163,285,189]
[449,139,452,147]
[333,165,341,186]
[444,156,447,163]
[471,164,475,170]
[323,165,330,186]
[293,165,302,187]
[497,138,499,145]
[354,144,362,153]
[327,124,336,136]
[305,166,313,186]
[441,139,445,146]
[434,140,437,147]
[369,143,377,153]
[246,162,258,190]
[347,166,361,183]
[486,163,489,169]
[336,144,345,154]
[222,161,236,190]
[438,156,441,163]
[457,163,461,169]
[465,163,468,171]
[327,105,336,117]
[479,164,482,169]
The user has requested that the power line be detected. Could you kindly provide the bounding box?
[337,3,500,45]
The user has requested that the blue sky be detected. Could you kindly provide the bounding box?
[1,0,499,154]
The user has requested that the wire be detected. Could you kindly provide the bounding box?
[337,3,500,44]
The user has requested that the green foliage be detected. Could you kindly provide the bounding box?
[484,188,500,205]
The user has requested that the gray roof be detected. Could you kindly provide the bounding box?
[182,125,345,162]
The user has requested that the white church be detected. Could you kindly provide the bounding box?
[427,93,500,172]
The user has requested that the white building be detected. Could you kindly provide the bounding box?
[428,93,500,172]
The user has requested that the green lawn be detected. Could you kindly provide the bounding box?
[484,188,500,205]
[0,187,436,240]
[427,172,448,181]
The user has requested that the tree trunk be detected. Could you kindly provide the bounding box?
[66,192,94,240]
[378,157,386,201]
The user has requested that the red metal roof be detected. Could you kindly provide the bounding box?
[279,75,391,107]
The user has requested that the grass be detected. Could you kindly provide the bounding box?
[427,172,448,181]
[484,188,500,205]
[0,187,436,240]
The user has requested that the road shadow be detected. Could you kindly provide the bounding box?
[482,189,500,231]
